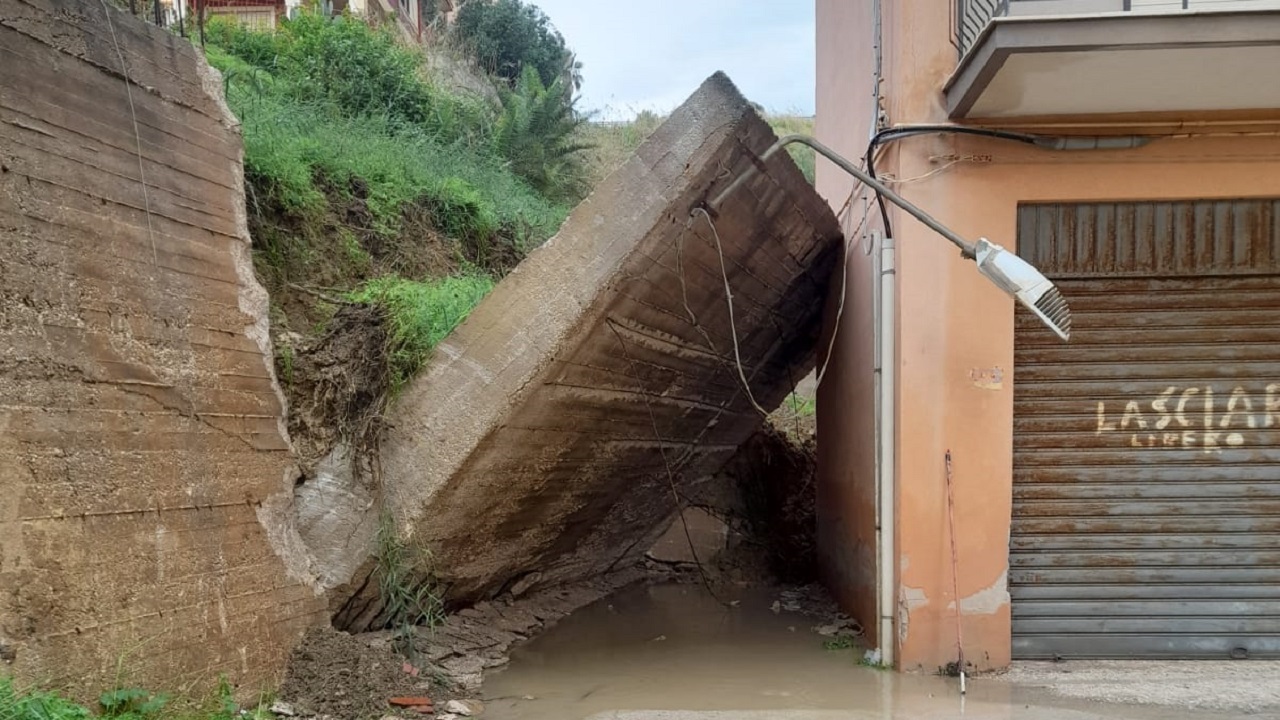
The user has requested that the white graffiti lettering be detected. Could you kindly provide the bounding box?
[1153,386,1176,430]
[1095,384,1273,454]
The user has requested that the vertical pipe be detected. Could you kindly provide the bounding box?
[878,235,897,667]
[871,229,883,659]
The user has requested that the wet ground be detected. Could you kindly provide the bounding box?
[481,583,1268,720]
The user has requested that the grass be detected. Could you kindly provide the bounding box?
[205,15,577,397]
[576,111,664,188]
[765,115,816,184]
[215,62,567,249]
[348,274,495,395]
[577,112,816,187]
[1,677,92,720]
[374,514,447,659]
[785,391,816,417]
[0,676,274,720]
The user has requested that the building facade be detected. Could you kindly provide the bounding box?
[815,0,1280,672]
[200,0,288,30]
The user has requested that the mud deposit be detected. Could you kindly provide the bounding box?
[279,627,452,719]
[481,583,865,719]
[278,566,690,717]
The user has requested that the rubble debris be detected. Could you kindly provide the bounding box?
[442,699,483,716]
[387,697,433,708]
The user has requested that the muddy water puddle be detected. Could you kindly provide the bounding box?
[481,583,1231,720]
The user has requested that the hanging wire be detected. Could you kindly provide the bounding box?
[99,0,160,268]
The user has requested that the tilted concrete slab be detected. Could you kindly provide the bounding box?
[345,74,842,611]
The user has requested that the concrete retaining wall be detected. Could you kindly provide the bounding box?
[0,0,323,697]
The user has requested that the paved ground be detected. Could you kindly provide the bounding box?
[1001,660,1280,714]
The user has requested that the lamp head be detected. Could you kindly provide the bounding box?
[973,238,1071,341]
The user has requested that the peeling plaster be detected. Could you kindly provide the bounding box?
[969,366,1005,391]
[947,569,1009,615]
[898,585,928,643]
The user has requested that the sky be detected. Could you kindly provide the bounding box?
[527,0,815,120]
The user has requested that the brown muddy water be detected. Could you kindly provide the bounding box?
[481,583,1244,720]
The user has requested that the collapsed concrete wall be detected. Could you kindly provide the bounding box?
[314,74,844,627]
[0,0,323,697]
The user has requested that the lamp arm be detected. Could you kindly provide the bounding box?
[708,133,977,260]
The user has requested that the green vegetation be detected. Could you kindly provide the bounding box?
[576,111,664,188]
[577,112,816,189]
[375,514,447,657]
[765,115,817,184]
[860,656,892,670]
[823,635,858,651]
[203,10,592,397]
[785,391,816,417]
[452,0,575,88]
[2,677,92,720]
[205,18,566,256]
[0,677,273,720]
[493,66,590,201]
[98,688,168,719]
[349,275,494,395]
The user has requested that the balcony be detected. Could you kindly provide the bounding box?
[945,0,1280,122]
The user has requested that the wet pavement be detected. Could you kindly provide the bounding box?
[481,583,1266,720]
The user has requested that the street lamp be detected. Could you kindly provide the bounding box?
[708,134,1072,341]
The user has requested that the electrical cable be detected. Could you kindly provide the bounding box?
[100,0,159,267]
[863,126,1042,240]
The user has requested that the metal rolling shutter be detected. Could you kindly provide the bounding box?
[1011,199,1280,659]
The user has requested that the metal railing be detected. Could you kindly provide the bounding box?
[954,0,1280,57]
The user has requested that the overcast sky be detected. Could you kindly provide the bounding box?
[528,0,815,119]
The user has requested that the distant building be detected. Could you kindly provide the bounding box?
[337,0,456,44]
[199,0,287,29]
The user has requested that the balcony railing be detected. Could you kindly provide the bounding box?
[954,0,1280,56]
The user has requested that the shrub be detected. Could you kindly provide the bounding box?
[204,15,290,69]
[208,12,490,142]
[282,13,432,124]
[209,54,566,244]
[452,0,572,88]
[207,10,571,250]
[492,65,590,202]
[1,678,92,720]
[98,688,168,720]
[348,274,495,393]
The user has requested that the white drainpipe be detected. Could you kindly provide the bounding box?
[873,232,897,666]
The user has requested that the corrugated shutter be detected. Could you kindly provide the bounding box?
[1012,199,1280,659]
